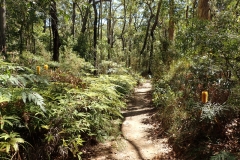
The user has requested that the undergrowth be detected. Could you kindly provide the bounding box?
[152,57,240,159]
[0,52,139,159]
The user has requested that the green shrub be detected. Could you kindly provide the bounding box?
[152,57,240,159]
[0,59,48,159]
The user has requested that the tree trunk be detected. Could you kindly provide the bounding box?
[81,0,92,34]
[197,0,210,20]
[139,2,155,56]
[0,0,7,57]
[43,18,46,33]
[121,0,126,51]
[107,0,112,60]
[93,0,98,75]
[127,12,133,68]
[168,0,174,41]
[149,0,162,74]
[19,24,24,55]
[140,14,153,55]
[50,0,61,62]
[49,18,52,51]
[100,0,102,41]
[72,1,76,38]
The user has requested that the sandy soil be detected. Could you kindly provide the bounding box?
[83,81,172,160]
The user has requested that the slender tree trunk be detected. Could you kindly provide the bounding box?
[0,0,7,57]
[50,0,61,62]
[99,0,103,60]
[72,1,76,38]
[49,18,52,51]
[149,0,162,74]
[140,2,154,56]
[169,0,174,41]
[32,23,35,54]
[43,18,46,33]
[93,0,98,75]
[186,5,189,26]
[100,0,102,41]
[121,0,126,51]
[107,0,112,60]
[140,15,153,55]
[19,24,24,55]
[81,0,92,34]
[127,12,133,68]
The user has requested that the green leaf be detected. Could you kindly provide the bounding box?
[0,132,24,153]
[5,144,10,153]
[22,92,27,103]
[0,133,10,140]
[22,91,46,112]
[0,115,20,130]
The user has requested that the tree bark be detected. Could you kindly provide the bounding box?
[149,0,162,74]
[0,0,6,57]
[107,0,112,60]
[169,0,174,41]
[50,0,61,62]
[81,0,92,34]
[93,0,98,75]
[127,11,133,68]
[197,0,210,20]
[121,0,126,51]
[71,1,76,38]
[19,24,24,55]
[100,0,102,41]
[140,2,154,55]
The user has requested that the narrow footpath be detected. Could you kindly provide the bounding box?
[84,80,172,160]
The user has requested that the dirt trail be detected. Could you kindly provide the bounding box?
[84,80,172,160]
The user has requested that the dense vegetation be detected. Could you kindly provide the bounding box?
[0,52,139,159]
[1,0,240,159]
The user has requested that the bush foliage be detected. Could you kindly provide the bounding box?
[0,53,138,159]
[152,56,240,159]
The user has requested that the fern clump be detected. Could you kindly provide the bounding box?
[0,59,48,159]
[210,151,237,160]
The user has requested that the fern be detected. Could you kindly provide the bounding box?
[8,75,27,87]
[0,113,20,130]
[210,151,237,160]
[0,132,24,153]
[0,91,11,103]
[22,91,46,112]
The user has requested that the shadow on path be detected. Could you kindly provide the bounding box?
[123,138,145,160]
[82,81,166,160]
[119,81,155,160]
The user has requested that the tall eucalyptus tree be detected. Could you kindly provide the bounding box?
[50,0,61,61]
[92,0,98,75]
[169,0,174,40]
[0,0,6,57]
[72,0,76,38]
[139,1,154,56]
[149,0,162,74]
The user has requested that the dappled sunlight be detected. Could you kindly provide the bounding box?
[88,80,172,160]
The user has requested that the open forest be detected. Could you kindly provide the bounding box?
[1,0,240,159]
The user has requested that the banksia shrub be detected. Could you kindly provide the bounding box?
[44,64,48,70]
[36,66,41,74]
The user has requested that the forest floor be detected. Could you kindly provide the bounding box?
[82,80,174,160]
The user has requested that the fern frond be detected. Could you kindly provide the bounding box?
[22,91,46,112]
[0,132,24,153]
[0,114,20,130]
[210,151,237,160]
